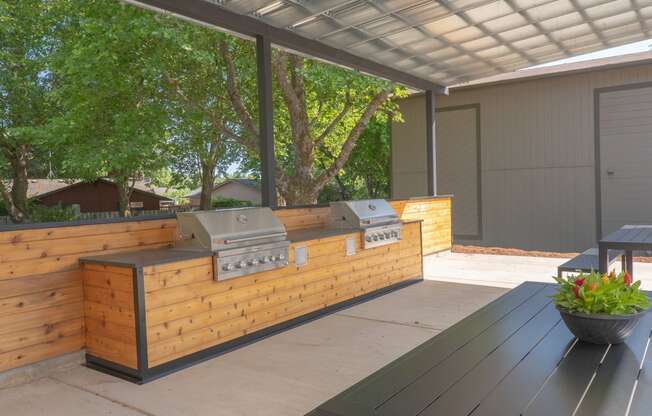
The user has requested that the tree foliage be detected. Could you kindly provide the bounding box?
[50,0,170,216]
[0,0,60,222]
[0,0,401,220]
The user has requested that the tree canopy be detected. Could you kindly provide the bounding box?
[0,0,402,221]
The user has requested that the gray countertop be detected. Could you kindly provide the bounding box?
[79,248,212,268]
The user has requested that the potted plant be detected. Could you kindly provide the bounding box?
[552,270,651,344]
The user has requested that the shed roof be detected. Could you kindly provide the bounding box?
[25,179,173,200]
[201,0,652,86]
[450,49,652,89]
[186,178,261,198]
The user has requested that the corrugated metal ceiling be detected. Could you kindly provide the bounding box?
[209,0,652,86]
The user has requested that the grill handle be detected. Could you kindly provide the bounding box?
[223,232,287,245]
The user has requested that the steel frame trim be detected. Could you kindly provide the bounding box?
[256,34,278,209]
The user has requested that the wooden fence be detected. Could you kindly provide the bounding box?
[0,197,451,374]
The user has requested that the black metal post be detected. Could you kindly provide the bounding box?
[256,35,277,208]
[426,90,437,196]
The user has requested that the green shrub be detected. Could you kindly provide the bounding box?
[29,203,78,223]
[553,270,651,315]
[211,196,253,209]
[0,199,7,216]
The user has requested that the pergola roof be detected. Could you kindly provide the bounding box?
[215,0,652,86]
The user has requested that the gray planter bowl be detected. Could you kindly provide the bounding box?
[557,307,649,344]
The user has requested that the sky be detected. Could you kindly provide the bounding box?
[530,37,652,68]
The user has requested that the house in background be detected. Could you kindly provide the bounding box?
[186,179,261,207]
[29,178,173,212]
[392,51,652,253]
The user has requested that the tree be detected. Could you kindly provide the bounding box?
[156,27,256,210]
[51,0,169,216]
[0,0,59,222]
[338,113,394,199]
[220,42,404,205]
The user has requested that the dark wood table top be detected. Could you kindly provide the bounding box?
[600,225,652,250]
[306,282,652,416]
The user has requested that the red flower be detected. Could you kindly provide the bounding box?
[608,270,617,279]
[624,272,633,286]
[575,278,585,287]
[573,285,581,299]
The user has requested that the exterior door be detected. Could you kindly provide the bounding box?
[599,84,652,237]
[436,105,481,240]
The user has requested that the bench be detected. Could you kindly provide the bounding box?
[557,248,625,278]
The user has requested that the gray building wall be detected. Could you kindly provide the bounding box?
[392,62,652,252]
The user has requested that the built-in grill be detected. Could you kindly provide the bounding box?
[329,199,402,249]
[175,208,289,281]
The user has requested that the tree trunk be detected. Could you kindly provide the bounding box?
[0,144,31,223]
[334,174,350,201]
[199,162,215,210]
[114,177,132,217]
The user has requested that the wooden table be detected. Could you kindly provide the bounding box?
[307,282,652,416]
[599,225,652,276]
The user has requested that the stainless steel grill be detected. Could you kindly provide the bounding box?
[329,199,402,249]
[175,208,289,281]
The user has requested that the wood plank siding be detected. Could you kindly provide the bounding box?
[390,198,452,254]
[0,197,450,374]
[82,264,138,369]
[0,219,175,373]
[393,62,652,251]
[143,221,422,368]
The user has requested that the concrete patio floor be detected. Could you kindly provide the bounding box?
[424,251,652,289]
[0,280,505,416]
[5,251,652,415]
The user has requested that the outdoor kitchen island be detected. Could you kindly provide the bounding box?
[78,203,424,383]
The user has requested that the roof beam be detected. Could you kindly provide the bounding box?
[502,0,573,58]
[630,0,652,38]
[568,0,610,48]
[430,0,537,66]
[281,0,463,81]
[357,0,507,74]
[127,0,447,93]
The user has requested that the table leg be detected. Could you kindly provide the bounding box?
[599,245,608,274]
[626,250,634,277]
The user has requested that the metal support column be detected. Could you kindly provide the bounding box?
[256,34,277,208]
[426,90,437,196]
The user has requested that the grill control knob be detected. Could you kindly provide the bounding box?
[223,263,235,271]
[277,253,286,261]
[237,261,247,269]
[373,235,379,241]
[378,234,385,240]
[391,231,398,238]
[249,259,259,266]
[365,236,372,242]
[384,232,391,238]
[260,256,269,263]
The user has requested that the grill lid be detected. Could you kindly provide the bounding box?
[329,199,399,228]
[176,207,287,251]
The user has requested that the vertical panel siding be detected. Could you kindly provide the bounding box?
[393,63,652,252]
